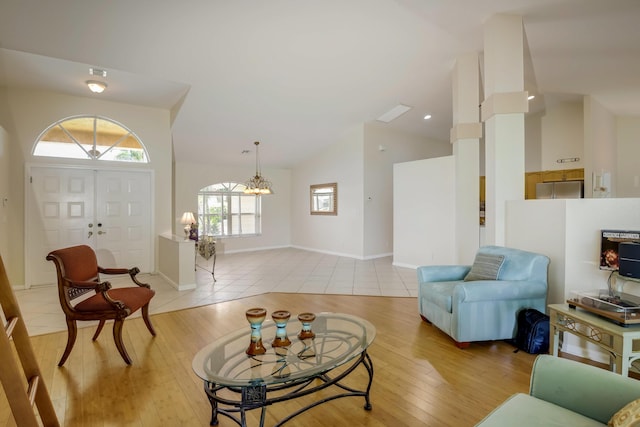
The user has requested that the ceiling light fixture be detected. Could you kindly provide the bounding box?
[376,104,412,123]
[86,80,107,93]
[244,141,273,195]
[423,114,432,120]
[528,95,535,100]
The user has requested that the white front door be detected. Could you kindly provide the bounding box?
[26,166,152,287]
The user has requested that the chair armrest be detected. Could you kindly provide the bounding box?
[99,266,150,288]
[453,280,546,303]
[417,265,470,283]
[530,355,640,423]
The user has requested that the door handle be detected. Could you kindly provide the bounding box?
[98,230,106,235]
[88,231,93,238]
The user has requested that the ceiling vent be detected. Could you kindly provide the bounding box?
[89,67,107,78]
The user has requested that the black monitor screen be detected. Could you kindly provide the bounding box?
[600,230,640,271]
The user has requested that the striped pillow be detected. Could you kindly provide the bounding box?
[464,253,505,281]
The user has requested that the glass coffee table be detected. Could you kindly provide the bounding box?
[192,312,376,426]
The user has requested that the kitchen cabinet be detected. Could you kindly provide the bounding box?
[483,167,584,212]
[525,172,543,199]
[541,168,584,183]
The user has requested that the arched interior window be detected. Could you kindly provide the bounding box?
[33,116,148,163]
[198,182,261,237]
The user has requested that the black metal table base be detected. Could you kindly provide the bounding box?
[196,255,217,282]
[203,351,374,426]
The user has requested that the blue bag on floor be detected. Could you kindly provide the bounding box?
[512,308,550,354]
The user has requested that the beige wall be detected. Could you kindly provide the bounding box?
[524,111,543,172]
[291,122,451,260]
[0,88,172,285]
[363,122,451,258]
[0,125,9,270]
[291,125,365,258]
[616,116,640,197]
[540,101,584,171]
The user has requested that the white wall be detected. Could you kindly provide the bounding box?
[393,156,456,268]
[291,125,365,258]
[540,101,584,171]
[1,88,173,285]
[363,122,451,258]
[174,163,291,253]
[506,199,568,304]
[616,116,640,197]
[584,96,617,197]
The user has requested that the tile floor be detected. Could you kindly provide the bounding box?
[15,247,418,336]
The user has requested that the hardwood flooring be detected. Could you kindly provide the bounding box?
[1,293,541,426]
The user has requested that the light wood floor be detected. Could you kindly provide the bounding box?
[2,293,541,426]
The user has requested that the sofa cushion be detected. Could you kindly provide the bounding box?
[609,397,640,426]
[476,393,605,426]
[464,253,505,281]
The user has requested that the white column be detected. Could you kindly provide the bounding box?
[451,53,481,264]
[482,15,528,246]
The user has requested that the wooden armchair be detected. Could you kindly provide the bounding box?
[46,245,156,366]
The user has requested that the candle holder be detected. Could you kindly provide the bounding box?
[297,312,316,340]
[271,310,291,347]
[245,307,267,356]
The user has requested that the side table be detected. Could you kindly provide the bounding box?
[549,303,640,377]
[196,236,217,282]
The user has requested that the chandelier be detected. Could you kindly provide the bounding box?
[244,141,273,195]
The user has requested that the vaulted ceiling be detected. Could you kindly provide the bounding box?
[1,0,639,168]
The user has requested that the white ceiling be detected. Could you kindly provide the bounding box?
[1,0,639,168]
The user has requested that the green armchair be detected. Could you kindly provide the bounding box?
[476,355,640,426]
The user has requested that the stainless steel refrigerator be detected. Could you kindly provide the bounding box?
[536,181,583,199]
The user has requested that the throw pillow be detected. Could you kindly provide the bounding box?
[464,253,505,281]
[609,398,640,427]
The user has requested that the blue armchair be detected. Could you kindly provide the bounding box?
[417,245,550,348]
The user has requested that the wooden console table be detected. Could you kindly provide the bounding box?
[549,303,640,377]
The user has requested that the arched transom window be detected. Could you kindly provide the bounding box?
[33,115,148,163]
[198,182,261,237]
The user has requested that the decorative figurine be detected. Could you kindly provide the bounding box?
[271,310,292,347]
[297,312,316,340]
[245,307,267,356]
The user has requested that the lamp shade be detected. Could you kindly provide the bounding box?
[180,211,196,225]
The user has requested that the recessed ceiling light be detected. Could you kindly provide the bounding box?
[528,95,535,100]
[86,80,107,93]
[376,104,412,123]
[423,114,432,120]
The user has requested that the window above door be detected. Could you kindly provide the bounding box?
[33,115,149,163]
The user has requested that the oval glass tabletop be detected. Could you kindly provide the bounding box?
[192,312,376,387]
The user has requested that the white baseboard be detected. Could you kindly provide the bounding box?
[157,271,196,291]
